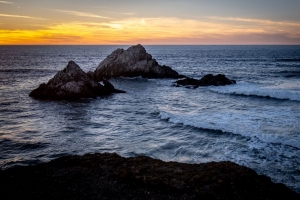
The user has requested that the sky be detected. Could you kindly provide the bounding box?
[1,0,300,45]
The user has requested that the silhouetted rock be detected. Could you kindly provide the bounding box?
[175,77,201,88]
[0,153,298,200]
[175,74,236,88]
[103,77,126,93]
[29,61,125,100]
[94,44,185,80]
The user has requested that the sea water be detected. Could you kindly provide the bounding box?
[0,45,299,193]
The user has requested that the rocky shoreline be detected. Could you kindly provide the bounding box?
[1,153,298,200]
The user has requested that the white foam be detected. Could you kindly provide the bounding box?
[159,108,300,149]
[209,82,300,101]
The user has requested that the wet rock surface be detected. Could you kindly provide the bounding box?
[1,153,298,200]
[94,44,185,80]
[175,74,236,88]
[29,61,125,100]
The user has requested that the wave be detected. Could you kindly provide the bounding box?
[224,58,270,62]
[285,74,300,78]
[159,111,300,150]
[0,138,47,152]
[0,69,57,74]
[277,70,300,78]
[209,82,300,101]
[278,70,300,74]
[276,58,300,62]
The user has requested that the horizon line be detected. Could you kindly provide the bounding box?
[1,44,300,46]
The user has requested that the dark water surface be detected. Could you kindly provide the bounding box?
[0,45,300,192]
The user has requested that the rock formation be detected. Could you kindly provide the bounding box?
[0,153,298,200]
[94,44,185,80]
[175,74,236,88]
[29,61,125,100]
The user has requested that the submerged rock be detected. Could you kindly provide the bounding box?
[0,153,298,200]
[94,44,185,80]
[29,61,125,100]
[175,74,236,88]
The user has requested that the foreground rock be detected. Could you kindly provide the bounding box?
[0,153,298,200]
[175,74,236,88]
[94,44,185,80]
[29,61,125,100]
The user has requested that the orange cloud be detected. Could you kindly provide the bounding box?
[1,17,300,44]
[54,10,112,19]
[0,1,15,5]
[207,16,300,27]
[0,13,45,20]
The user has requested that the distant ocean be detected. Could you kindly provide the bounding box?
[0,45,299,193]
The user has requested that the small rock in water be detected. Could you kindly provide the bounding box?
[175,74,236,88]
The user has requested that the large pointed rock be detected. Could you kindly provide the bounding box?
[29,61,124,100]
[94,44,185,80]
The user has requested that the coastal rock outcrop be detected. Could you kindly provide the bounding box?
[0,153,298,200]
[175,74,236,88]
[94,44,185,80]
[29,61,125,100]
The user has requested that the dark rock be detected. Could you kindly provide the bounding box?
[175,77,201,87]
[0,153,298,200]
[103,78,126,93]
[94,44,185,80]
[199,74,236,86]
[29,61,125,100]
[86,71,96,80]
[175,74,236,88]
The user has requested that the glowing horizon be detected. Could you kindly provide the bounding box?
[1,0,300,45]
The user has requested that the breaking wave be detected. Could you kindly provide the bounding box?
[209,82,300,101]
[159,110,300,150]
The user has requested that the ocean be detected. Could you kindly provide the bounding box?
[0,45,299,193]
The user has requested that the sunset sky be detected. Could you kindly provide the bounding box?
[1,0,300,45]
